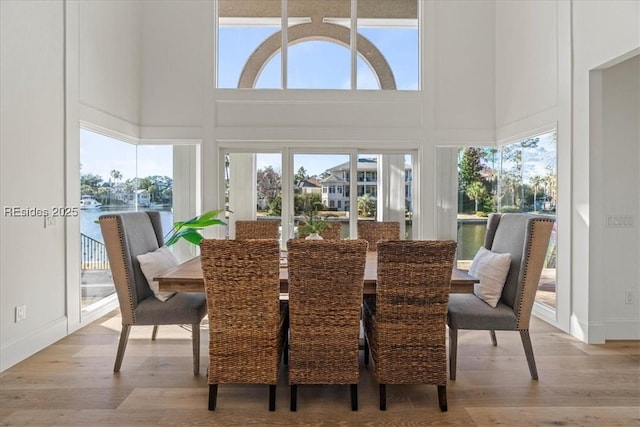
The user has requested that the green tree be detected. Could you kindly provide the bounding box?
[466,181,488,213]
[295,166,309,183]
[458,147,483,191]
[357,194,376,218]
[96,186,111,204]
[80,173,103,192]
[257,165,281,210]
[110,169,122,186]
[530,175,543,210]
[267,194,282,216]
[295,193,322,216]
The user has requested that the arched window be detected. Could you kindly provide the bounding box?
[217,0,418,90]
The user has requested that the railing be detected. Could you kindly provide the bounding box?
[81,233,109,270]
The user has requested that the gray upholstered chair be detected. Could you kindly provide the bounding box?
[99,211,207,375]
[447,213,554,380]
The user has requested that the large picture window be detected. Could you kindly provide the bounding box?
[456,130,557,309]
[223,149,416,245]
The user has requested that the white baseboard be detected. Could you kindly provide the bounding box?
[570,314,607,344]
[0,317,68,372]
[605,318,640,340]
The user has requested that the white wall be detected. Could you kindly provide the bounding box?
[495,0,640,342]
[495,0,558,140]
[140,0,205,136]
[595,55,640,339]
[79,0,141,137]
[431,0,495,144]
[573,0,639,342]
[0,0,68,371]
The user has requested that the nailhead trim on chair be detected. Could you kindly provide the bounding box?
[101,215,137,325]
[515,217,555,330]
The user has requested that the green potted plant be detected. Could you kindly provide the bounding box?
[298,201,326,240]
[164,209,227,246]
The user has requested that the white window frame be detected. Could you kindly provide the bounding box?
[218,144,421,243]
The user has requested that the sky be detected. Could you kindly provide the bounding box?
[80,129,173,181]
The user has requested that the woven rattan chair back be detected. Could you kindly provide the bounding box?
[286,239,368,411]
[200,238,287,411]
[297,220,342,240]
[363,239,457,411]
[357,221,400,250]
[235,220,279,240]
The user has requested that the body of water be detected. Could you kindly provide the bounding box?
[81,207,174,243]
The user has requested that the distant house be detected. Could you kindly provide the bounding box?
[295,178,322,195]
[320,158,412,212]
[137,190,151,207]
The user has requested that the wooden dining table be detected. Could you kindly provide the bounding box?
[156,251,477,295]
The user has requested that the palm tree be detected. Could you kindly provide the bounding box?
[110,169,123,187]
[531,175,543,211]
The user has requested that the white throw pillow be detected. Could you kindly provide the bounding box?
[137,246,178,302]
[469,247,511,308]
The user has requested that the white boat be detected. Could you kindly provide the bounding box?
[80,196,102,209]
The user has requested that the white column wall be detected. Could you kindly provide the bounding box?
[79,0,142,137]
[596,56,640,340]
[573,0,639,342]
[495,0,640,341]
[0,0,68,371]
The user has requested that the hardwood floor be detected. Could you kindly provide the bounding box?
[1,310,638,426]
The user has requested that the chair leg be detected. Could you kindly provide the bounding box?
[113,325,131,373]
[151,325,159,340]
[379,384,386,410]
[448,326,458,380]
[350,384,358,411]
[290,384,297,411]
[364,336,370,365]
[208,384,218,410]
[283,332,289,365]
[268,385,276,411]
[520,329,539,380]
[490,330,497,346]
[192,323,200,376]
[437,385,448,412]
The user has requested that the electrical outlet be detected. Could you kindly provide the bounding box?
[625,290,633,305]
[15,305,26,322]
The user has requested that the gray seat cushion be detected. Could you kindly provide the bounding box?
[135,292,207,325]
[447,293,517,331]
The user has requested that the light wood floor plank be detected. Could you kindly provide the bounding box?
[466,406,640,426]
[0,310,638,426]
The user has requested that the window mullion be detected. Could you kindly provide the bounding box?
[281,0,288,89]
[351,0,357,90]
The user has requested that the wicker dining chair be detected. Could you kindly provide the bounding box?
[297,221,342,240]
[286,239,368,411]
[99,212,207,375]
[363,240,457,411]
[447,213,554,381]
[200,239,288,411]
[358,221,400,250]
[235,220,280,240]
